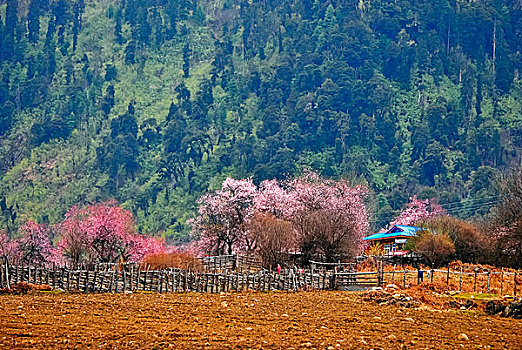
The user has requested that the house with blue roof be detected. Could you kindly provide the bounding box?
[363,225,424,256]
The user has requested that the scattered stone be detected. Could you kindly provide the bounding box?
[220,301,228,308]
[485,300,504,315]
[502,302,522,319]
[362,289,419,308]
[404,317,415,322]
[458,333,469,341]
[465,300,475,309]
[301,342,312,347]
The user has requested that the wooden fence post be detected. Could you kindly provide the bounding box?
[52,264,56,289]
[99,270,105,293]
[123,265,127,292]
[446,266,450,286]
[111,267,117,293]
[474,268,478,293]
[84,268,89,293]
[60,267,66,290]
[459,266,463,292]
[93,267,99,293]
[158,270,164,293]
[403,266,406,288]
[487,270,490,294]
[67,268,71,291]
[4,259,10,289]
[135,264,140,292]
[515,271,518,297]
[144,266,149,291]
[128,264,133,291]
[500,268,504,296]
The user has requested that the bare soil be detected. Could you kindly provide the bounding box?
[0,291,520,349]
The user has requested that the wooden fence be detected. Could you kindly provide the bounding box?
[334,271,379,290]
[0,262,334,293]
[2,259,519,295]
[379,267,521,296]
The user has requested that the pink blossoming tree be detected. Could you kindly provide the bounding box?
[254,179,297,218]
[192,172,369,262]
[57,201,164,265]
[17,220,57,265]
[0,231,19,261]
[191,178,258,255]
[284,172,369,262]
[389,195,446,227]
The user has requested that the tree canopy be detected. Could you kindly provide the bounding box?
[0,0,520,244]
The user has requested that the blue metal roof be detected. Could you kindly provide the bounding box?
[363,225,423,241]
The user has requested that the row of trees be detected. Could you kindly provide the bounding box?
[191,172,369,266]
[192,168,522,269]
[189,174,486,268]
[0,201,164,267]
[0,168,519,269]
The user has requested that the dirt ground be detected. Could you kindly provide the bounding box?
[0,291,521,349]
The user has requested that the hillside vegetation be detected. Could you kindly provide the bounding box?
[0,0,521,241]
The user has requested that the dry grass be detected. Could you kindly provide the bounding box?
[142,252,203,271]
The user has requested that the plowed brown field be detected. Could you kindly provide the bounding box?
[0,291,520,349]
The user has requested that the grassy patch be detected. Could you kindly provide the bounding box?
[453,293,499,300]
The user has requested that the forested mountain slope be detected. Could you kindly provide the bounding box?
[0,0,521,241]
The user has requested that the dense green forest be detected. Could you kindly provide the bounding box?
[0,0,520,242]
